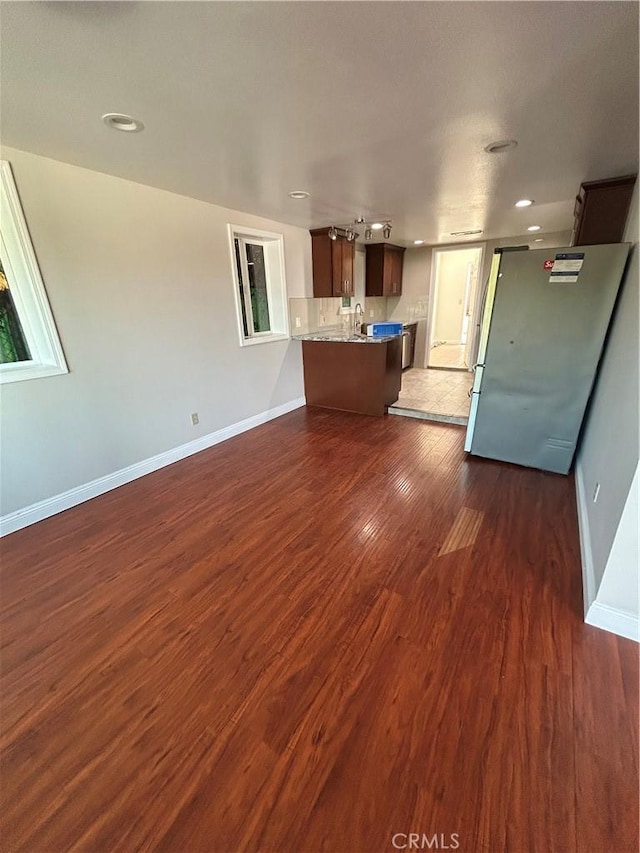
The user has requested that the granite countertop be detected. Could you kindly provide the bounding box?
[292,331,397,344]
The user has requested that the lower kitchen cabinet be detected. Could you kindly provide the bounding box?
[301,338,402,416]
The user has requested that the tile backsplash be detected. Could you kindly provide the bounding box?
[363,297,387,323]
[289,296,391,335]
[387,295,429,323]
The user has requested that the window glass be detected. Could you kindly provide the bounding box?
[0,257,30,364]
[245,243,271,333]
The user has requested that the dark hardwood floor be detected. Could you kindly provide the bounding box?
[1,408,638,852]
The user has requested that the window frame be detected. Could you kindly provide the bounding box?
[236,237,273,338]
[0,161,68,383]
[228,224,290,347]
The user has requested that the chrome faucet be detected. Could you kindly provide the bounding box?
[353,302,364,334]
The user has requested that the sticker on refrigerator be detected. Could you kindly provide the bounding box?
[549,251,584,283]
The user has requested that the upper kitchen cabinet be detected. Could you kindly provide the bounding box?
[310,228,355,297]
[365,243,406,297]
[571,175,637,246]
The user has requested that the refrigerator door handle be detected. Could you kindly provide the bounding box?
[465,363,485,451]
[465,249,501,454]
[465,389,482,452]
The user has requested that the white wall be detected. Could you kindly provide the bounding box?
[575,181,639,640]
[0,147,311,518]
[595,464,639,611]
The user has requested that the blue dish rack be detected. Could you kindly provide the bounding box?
[366,322,404,337]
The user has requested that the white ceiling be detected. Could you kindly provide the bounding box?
[1,2,638,246]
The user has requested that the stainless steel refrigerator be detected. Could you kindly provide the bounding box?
[464,243,630,474]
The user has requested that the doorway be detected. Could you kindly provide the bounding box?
[427,245,483,370]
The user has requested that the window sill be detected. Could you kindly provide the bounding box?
[0,362,69,384]
[240,333,290,348]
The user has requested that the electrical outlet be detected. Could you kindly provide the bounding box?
[295,316,301,328]
[190,412,199,426]
[593,482,600,503]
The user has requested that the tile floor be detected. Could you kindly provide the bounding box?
[428,343,468,369]
[389,367,473,423]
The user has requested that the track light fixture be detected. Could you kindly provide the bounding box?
[325,217,392,242]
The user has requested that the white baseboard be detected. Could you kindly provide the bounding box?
[586,601,639,643]
[0,397,306,537]
[575,461,596,616]
[575,462,639,643]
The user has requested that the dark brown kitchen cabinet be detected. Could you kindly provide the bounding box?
[365,243,406,297]
[310,228,355,297]
[301,337,402,416]
[571,175,636,246]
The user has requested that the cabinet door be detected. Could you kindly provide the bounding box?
[342,240,355,296]
[389,249,403,296]
[382,249,394,296]
[331,238,344,296]
[382,248,403,296]
[365,245,382,297]
[311,232,334,297]
[572,176,636,246]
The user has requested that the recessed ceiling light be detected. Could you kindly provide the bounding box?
[484,139,518,154]
[450,229,483,237]
[527,225,541,232]
[515,199,534,207]
[413,240,424,245]
[102,113,144,133]
[371,223,384,230]
[288,190,310,200]
[533,238,544,242]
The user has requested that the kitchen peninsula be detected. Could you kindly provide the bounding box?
[293,331,402,416]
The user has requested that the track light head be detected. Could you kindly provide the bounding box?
[326,218,389,242]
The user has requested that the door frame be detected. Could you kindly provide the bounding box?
[425,242,485,370]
